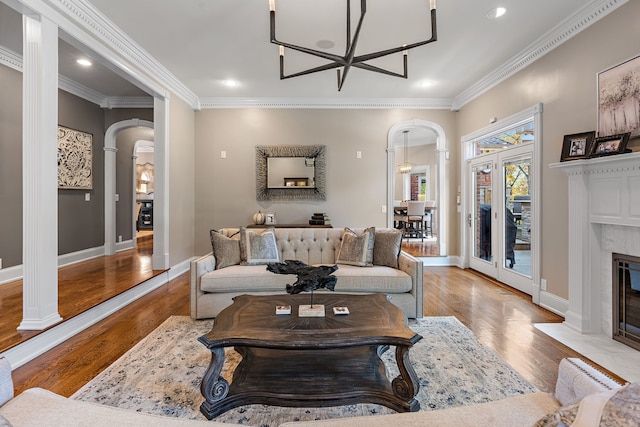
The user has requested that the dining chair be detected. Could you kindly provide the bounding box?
[424,200,436,237]
[403,201,426,241]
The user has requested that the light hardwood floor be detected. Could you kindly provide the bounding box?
[7,244,626,398]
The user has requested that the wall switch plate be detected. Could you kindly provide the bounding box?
[221,150,227,159]
[541,279,547,291]
[356,151,362,159]
[85,193,90,201]
[118,235,122,242]
[381,205,387,213]
[115,193,119,202]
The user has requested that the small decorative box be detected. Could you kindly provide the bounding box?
[333,306,349,315]
[275,305,291,315]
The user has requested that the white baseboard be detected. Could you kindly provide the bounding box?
[115,239,135,253]
[0,264,23,286]
[0,272,170,369]
[538,290,568,318]
[58,246,105,268]
[419,256,462,267]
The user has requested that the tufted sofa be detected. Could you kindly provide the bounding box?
[190,227,423,320]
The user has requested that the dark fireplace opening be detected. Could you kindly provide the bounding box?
[613,253,640,351]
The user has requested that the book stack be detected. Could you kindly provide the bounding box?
[309,213,331,226]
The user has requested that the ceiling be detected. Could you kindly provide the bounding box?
[0,0,614,109]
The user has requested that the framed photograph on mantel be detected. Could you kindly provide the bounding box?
[589,133,630,157]
[598,54,640,138]
[560,131,595,161]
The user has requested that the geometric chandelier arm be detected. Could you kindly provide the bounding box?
[268,0,437,91]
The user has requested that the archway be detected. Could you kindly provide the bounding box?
[104,119,154,256]
[387,119,447,256]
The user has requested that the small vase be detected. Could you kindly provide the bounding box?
[253,210,266,225]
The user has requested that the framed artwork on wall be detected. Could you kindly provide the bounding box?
[560,131,595,161]
[598,54,640,138]
[58,126,93,190]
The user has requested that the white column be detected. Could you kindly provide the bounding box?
[103,145,118,255]
[19,14,62,330]
[152,97,170,270]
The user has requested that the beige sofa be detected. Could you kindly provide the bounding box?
[0,356,624,426]
[190,227,424,319]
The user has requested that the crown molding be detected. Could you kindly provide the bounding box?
[0,46,21,71]
[199,97,453,110]
[100,96,154,109]
[48,0,200,109]
[58,74,106,105]
[451,0,628,111]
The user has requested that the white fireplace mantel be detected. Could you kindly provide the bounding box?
[550,151,640,334]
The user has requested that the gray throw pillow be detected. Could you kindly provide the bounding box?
[209,229,241,269]
[373,230,403,268]
[336,227,375,267]
[239,227,281,265]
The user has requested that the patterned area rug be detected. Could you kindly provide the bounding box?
[72,315,536,426]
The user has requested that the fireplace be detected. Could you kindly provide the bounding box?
[550,151,640,335]
[613,253,640,351]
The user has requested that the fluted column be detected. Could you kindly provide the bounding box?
[19,14,62,330]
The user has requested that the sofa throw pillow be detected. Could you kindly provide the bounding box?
[534,382,640,427]
[336,227,375,267]
[209,229,241,269]
[373,230,403,268]
[239,227,281,265]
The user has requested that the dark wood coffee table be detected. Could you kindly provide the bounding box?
[198,293,422,419]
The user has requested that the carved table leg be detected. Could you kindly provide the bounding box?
[199,347,229,419]
[391,344,421,411]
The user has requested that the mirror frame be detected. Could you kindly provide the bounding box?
[256,145,326,201]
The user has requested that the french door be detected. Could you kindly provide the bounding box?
[468,145,534,295]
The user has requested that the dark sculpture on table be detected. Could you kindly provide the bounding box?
[267,260,338,307]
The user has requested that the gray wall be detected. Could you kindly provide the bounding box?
[0,64,22,267]
[456,0,640,299]
[57,91,106,255]
[193,108,457,256]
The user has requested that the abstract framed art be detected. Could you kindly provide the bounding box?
[57,126,93,190]
[598,54,640,138]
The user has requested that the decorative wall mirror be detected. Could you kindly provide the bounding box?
[256,145,326,201]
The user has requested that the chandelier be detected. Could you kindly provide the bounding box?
[269,0,438,91]
[398,130,413,174]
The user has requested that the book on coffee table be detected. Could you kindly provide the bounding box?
[275,305,291,315]
[333,306,349,315]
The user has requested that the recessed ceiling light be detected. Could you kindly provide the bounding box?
[223,80,239,87]
[316,40,335,49]
[419,80,435,88]
[486,7,507,19]
[76,58,92,67]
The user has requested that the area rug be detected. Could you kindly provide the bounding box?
[72,315,536,426]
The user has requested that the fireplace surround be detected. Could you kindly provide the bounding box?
[550,151,640,336]
[541,152,640,381]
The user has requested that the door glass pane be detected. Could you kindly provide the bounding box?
[473,163,492,262]
[474,120,535,156]
[503,157,531,277]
